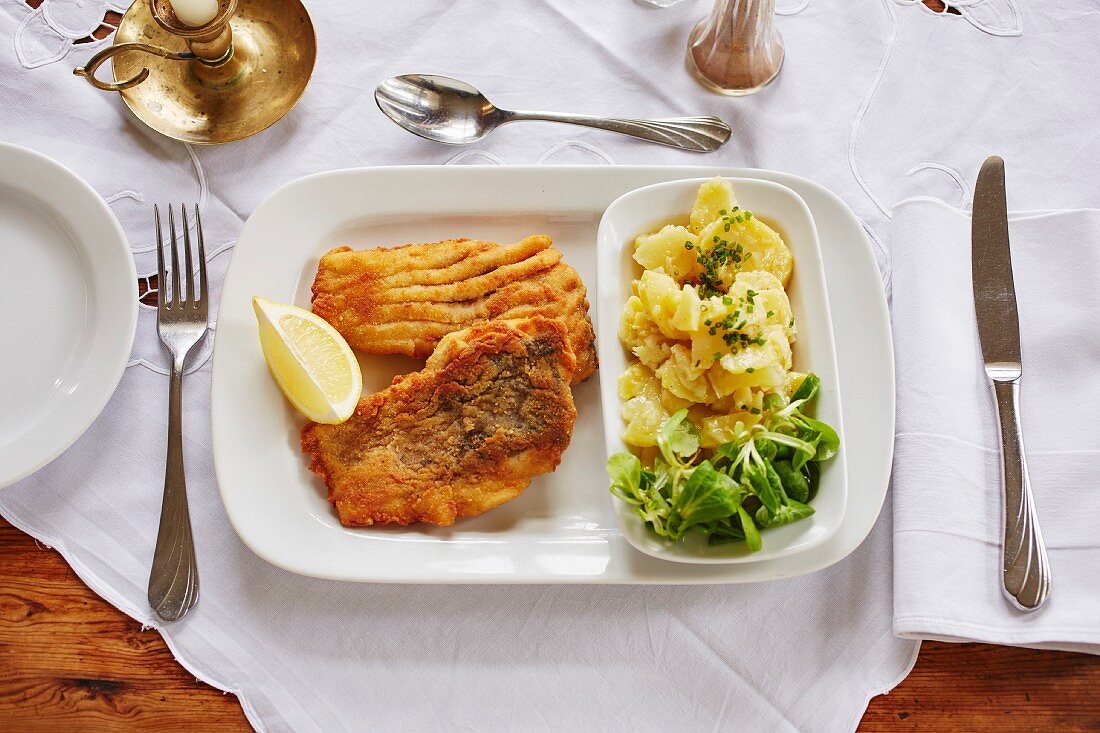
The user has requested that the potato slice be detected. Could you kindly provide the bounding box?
[696,213,793,288]
[633,224,698,280]
[689,177,738,234]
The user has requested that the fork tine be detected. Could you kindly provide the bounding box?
[168,205,181,308]
[181,203,195,304]
[154,205,166,310]
[195,204,208,309]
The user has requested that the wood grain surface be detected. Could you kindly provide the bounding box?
[2,518,1099,731]
[5,0,1098,730]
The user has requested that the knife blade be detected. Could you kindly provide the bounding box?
[972,157,1022,374]
[971,155,1051,611]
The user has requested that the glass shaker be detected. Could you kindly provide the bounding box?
[687,0,784,96]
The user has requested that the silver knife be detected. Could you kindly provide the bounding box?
[972,155,1051,611]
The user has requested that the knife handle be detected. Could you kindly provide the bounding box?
[991,378,1051,610]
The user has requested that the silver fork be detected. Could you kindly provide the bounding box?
[149,203,208,622]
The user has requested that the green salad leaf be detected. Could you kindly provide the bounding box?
[772,460,809,503]
[656,409,700,466]
[671,461,742,536]
[737,505,763,552]
[606,373,840,553]
[756,500,815,528]
[607,452,641,495]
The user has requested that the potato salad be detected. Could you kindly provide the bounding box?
[618,178,803,449]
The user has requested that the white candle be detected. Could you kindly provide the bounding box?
[169,0,219,27]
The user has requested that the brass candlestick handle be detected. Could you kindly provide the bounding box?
[70,0,315,145]
[75,43,196,92]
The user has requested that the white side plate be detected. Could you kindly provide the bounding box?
[0,143,137,489]
[212,166,894,584]
[597,178,846,563]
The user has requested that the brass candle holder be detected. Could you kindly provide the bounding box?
[74,0,316,144]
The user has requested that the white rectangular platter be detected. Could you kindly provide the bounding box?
[211,166,894,583]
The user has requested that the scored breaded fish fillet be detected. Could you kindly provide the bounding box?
[310,235,597,383]
[300,317,578,527]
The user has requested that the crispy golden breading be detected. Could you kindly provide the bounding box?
[300,317,578,527]
[310,235,597,382]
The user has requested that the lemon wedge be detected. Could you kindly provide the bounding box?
[253,296,362,424]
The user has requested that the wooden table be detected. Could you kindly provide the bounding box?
[1,517,1098,731]
[5,0,1099,729]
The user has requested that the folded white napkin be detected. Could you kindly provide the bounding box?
[891,197,1100,653]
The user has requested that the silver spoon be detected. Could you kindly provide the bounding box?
[375,74,731,153]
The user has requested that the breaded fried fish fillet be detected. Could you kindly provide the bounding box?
[310,235,597,382]
[300,317,577,527]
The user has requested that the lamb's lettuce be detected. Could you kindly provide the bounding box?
[606,373,840,552]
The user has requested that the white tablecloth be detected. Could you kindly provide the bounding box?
[3,1,1099,730]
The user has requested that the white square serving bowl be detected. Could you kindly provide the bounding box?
[596,177,848,564]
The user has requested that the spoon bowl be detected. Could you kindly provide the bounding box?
[374,74,731,152]
[375,74,505,145]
